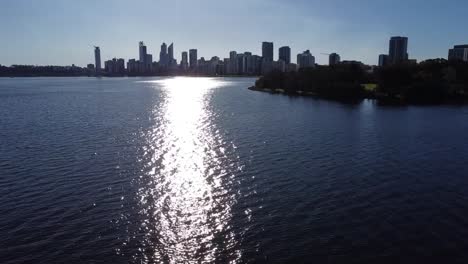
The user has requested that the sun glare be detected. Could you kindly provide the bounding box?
[135,77,240,263]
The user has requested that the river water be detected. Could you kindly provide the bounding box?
[1,77,468,263]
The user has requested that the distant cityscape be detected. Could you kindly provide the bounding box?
[1,37,468,77]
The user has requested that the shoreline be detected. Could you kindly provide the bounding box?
[0,75,260,78]
[248,86,468,106]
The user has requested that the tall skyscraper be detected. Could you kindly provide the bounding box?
[262,42,274,62]
[297,50,315,69]
[244,52,253,74]
[94,46,101,75]
[189,49,198,69]
[229,51,238,75]
[181,51,188,70]
[168,43,174,65]
[279,46,291,64]
[329,53,341,65]
[159,43,168,67]
[448,45,468,61]
[388,36,408,64]
[139,41,147,64]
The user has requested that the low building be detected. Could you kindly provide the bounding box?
[329,53,341,65]
[448,45,468,61]
[378,54,389,67]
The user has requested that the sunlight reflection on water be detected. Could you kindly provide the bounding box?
[134,77,243,263]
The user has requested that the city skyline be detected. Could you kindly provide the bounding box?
[1,0,468,66]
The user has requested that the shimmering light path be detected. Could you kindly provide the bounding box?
[134,78,243,263]
[2,77,468,264]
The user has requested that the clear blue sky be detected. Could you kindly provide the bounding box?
[1,0,467,66]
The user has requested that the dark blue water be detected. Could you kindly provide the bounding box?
[1,77,468,263]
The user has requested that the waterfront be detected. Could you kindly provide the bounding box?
[1,77,468,263]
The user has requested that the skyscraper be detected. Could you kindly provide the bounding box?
[189,49,198,69]
[229,51,238,75]
[448,45,468,61]
[168,43,174,65]
[94,46,101,75]
[139,41,147,64]
[329,53,341,65]
[146,54,153,71]
[160,43,168,67]
[262,42,274,62]
[388,36,408,64]
[279,46,291,64]
[181,51,188,70]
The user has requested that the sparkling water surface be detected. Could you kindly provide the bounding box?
[1,77,468,263]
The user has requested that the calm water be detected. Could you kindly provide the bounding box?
[1,77,468,263]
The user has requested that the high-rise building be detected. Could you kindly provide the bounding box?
[378,54,389,67]
[297,50,315,69]
[229,51,238,75]
[94,46,101,75]
[168,43,174,65]
[127,59,139,75]
[237,54,246,75]
[262,42,274,62]
[279,46,291,64]
[388,36,408,64]
[189,49,198,69]
[159,43,168,67]
[104,58,125,75]
[329,53,341,65]
[448,45,468,61]
[252,55,262,75]
[139,41,147,64]
[146,54,153,72]
[244,52,253,74]
[181,51,188,70]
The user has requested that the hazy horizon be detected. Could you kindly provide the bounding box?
[1,0,467,66]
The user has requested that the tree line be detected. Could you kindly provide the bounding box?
[253,59,468,104]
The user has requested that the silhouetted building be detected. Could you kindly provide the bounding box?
[168,43,175,66]
[94,46,101,75]
[127,59,138,74]
[389,36,408,64]
[160,43,168,67]
[243,52,255,75]
[297,50,315,69]
[378,54,389,67]
[329,53,341,65]
[228,51,238,75]
[139,41,147,64]
[252,55,262,75]
[272,60,286,72]
[279,46,291,64]
[448,45,468,61]
[105,58,125,75]
[145,54,153,71]
[237,54,247,75]
[189,49,198,69]
[262,42,274,62]
[181,51,188,70]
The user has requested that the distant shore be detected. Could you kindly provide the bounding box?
[250,60,468,105]
[0,74,259,78]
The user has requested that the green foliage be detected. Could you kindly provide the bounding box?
[376,59,468,103]
[256,64,368,100]
[255,59,468,104]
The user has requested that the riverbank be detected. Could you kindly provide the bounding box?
[251,60,468,105]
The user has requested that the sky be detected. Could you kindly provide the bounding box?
[0,0,467,66]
